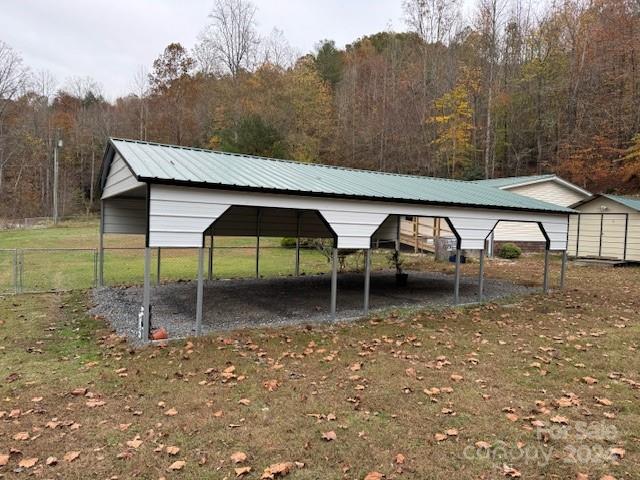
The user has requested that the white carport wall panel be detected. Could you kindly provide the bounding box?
[446,217,498,250]
[149,185,231,247]
[319,210,389,248]
[539,220,569,250]
[147,185,569,250]
[102,154,144,199]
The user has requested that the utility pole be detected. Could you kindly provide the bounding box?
[53,134,63,224]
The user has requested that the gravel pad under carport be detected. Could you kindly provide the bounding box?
[91,270,534,345]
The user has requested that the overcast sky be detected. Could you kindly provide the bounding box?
[2,0,415,100]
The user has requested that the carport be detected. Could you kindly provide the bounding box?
[98,138,572,341]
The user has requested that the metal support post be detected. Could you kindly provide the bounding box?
[195,247,204,335]
[142,247,151,340]
[478,249,485,301]
[256,208,261,279]
[454,248,461,304]
[208,234,214,280]
[295,211,301,276]
[543,248,550,293]
[156,248,161,286]
[560,250,567,289]
[364,248,371,315]
[98,201,104,287]
[330,248,338,318]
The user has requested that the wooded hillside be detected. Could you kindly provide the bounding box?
[1,0,639,219]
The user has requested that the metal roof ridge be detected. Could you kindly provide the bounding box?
[109,137,469,184]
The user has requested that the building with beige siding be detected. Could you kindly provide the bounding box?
[568,194,640,262]
[401,174,591,254]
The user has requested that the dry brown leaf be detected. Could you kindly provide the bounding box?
[475,441,491,449]
[166,446,180,456]
[164,408,178,416]
[63,451,80,463]
[322,430,337,441]
[261,461,294,479]
[575,474,589,480]
[450,374,464,382]
[168,460,186,471]
[550,415,569,425]
[235,466,252,477]
[394,453,405,464]
[126,437,143,449]
[238,399,251,406]
[46,456,58,466]
[364,472,384,480]
[506,413,519,422]
[582,376,598,385]
[502,464,521,477]
[595,397,613,406]
[263,379,280,392]
[13,431,29,441]
[0,454,9,466]
[434,432,447,442]
[230,451,247,464]
[18,457,38,468]
[445,428,458,437]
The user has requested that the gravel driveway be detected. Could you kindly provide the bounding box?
[91,270,534,345]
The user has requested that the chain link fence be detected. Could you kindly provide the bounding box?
[0,242,393,294]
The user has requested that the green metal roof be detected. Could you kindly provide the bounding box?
[473,174,557,188]
[103,138,572,214]
[604,194,640,211]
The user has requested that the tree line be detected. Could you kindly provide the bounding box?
[1,0,639,219]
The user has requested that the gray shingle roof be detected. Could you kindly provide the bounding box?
[104,138,572,214]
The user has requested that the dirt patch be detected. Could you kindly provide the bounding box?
[91,270,535,344]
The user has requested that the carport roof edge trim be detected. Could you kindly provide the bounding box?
[101,137,574,214]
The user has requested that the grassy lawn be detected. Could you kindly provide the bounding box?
[0,219,392,292]
[1,258,638,479]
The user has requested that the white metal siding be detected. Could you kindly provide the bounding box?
[102,154,144,199]
[103,197,147,234]
[508,181,587,207]
[627,215,640,261]
[492,221,545,242]
[146,185,569,250]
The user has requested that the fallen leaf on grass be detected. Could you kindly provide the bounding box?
[550,415,569,425]
[13,431,29,441]
[238,399,251,406]
[450,374,464,382]
[166,446,180,456]
[582,376,598,385]
[502,464,521,477]
[322,431,337,441]
[168,460,186,471]
[0,454,9,466]
[126,437,143,449]
[364,472,384,480]
[46,456,58,466]
[506,413,519,422]
[475,441,491,449]
[394,453,405,464]
[263,379,280,392]
[63,451,80,462]
[595,397,613,406]
[231,451,247,464]
[434,433,447,442]
[164,408,178,416]
[86,399,105,408]
[235,466,252,477]
[18,457,38,468]
[261,461,294,479]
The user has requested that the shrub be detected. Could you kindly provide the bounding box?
[281,237,297,248]
[498,242,522,259]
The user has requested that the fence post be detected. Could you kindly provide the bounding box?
[18,249,24,294]
[93,249,98,288]
[13,249,18,294]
